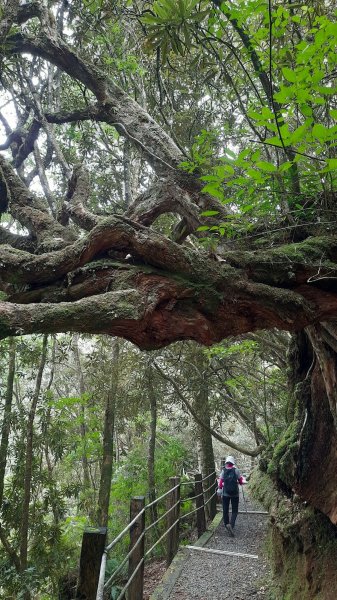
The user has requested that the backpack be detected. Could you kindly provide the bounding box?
[223,468,238,496]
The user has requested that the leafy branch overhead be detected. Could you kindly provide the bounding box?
[0,0,336,348]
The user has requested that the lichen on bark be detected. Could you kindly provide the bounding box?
[250,469,337,600]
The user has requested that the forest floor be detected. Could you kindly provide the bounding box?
[148,491,270,600]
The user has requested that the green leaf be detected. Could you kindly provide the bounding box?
[193,9,210,22]
[251,149,261,161]
[326,158,337,171]
[256,161,277,172]
[223,147,236,159]
[279,161,293,172]
[247,110,266,121]
[182,22,191,48]
[141,14,162,25]
[178,0,185,17]
[241,204,254,213]
[216,164,235,176]
[246,168,265,181]
[301,104,313,117]
[282,67,298,83]
[200,210,220,216]
[317,85,337,96]
[261,106,274,119]
[201,183,224,200]
[201,175,219,182]
[237,149,250,160]
[274,85,294,102]
[264,136,284,147]
[312,123,328,141]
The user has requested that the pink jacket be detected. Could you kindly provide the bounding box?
[218,465,244,489]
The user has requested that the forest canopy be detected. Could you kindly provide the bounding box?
[1,2,337,599]
[0,0,336,347]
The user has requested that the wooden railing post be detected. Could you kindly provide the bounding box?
[76,527,107,600]
[209,471,217,520]
[194,473,206,537]
[203,470,216,520]
[166,476,180,566]
[127,496,145,600]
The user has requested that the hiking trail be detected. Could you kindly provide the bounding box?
[150,491,269,600]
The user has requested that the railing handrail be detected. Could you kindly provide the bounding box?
[145,482,181,508]
[104,472,216,552]
[95,469,218,599]
[105,507,146,552]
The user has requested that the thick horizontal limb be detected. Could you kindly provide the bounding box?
[0,226,35,252]
[1,256,337,347]
[0,215,227,285]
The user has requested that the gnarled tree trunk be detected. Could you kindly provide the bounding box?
[254,328,337,598]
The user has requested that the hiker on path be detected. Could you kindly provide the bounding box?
[217,455,244,537]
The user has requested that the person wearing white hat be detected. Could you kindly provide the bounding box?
[217,456,244,537]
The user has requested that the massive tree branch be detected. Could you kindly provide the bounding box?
[6,30,228,222]
[0,226,35,252]
[0,155,75,249]
[126,179,200,231]
[61,165,99,230]
[1,229,337,347]
[8,32,183,175]
[0,7,337,353]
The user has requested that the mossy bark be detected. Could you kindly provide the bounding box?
[251,470,337,600]
[251,330,337,599]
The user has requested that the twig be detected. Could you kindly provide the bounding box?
[249,139,326,162]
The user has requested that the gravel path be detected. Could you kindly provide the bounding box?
[166,493,270,600]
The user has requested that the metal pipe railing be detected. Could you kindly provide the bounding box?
[145,483,181,508]
[95,470,218,599]
[114,557,145,600]
[105,507,146,552]
[144,498,181,533]
[103,530,146,589]
[144,515,180,558]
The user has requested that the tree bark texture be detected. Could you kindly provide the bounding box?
[190,347,216,517]
[269,329,337,526]
[0,338,15,508]
[73,333,91,494]
[96,338,119,528]
[192,348,216,476]
[20,334,48,573]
